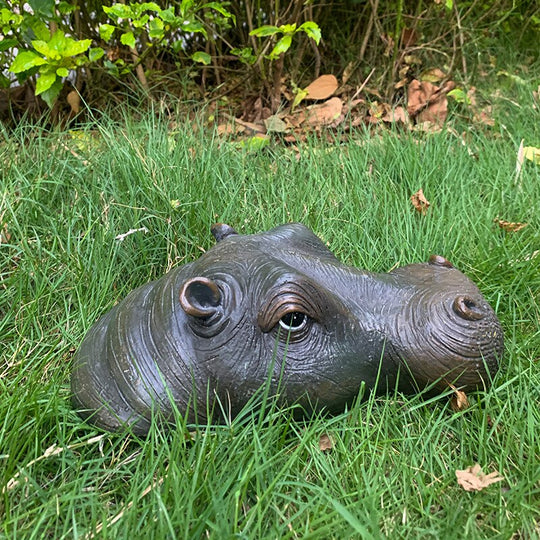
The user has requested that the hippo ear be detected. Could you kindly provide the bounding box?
[180,277,221,318]
[211,223,238,242]
[428,254,454,268]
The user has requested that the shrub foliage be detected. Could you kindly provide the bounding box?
[0,0,538,117]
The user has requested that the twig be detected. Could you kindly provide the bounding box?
[453,0,467,78]
[350,68,376,102]
[223,113,266,133]
[115,227,149,242]
[360,0,379,62]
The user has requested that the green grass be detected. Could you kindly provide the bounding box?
[1,86,539,538]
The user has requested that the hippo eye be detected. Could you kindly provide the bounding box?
[279,312,307,332]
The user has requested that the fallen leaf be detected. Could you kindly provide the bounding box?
[381,105,408,124]
[394,77,408,90]
[67,90,81,114]
[417,95,448,124]
[420,68,446,83]
[319,433,334,452]
[410,189,430,214]
[408,80,435,114]
[494,218,528,232]
[305,74,339,101]
[414,121,443,133]
[467,87,477,107]
[448,383,470,411]
[523,146,540,164]
[342,62,355,85]
[264,115,287,133]
[230,116,266,134]
[472,106,495,127]
[407,79,455,125]
[217,122,241,135]
[400,27,418,48]
[404,54,422,66]
[456,464,503,492]
[241,96,271,123]
[305,97,343,127]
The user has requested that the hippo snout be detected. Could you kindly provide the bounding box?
[384,256,503,392]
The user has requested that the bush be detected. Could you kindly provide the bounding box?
[0,0,538,118]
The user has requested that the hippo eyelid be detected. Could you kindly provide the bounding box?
[257,280,324,333]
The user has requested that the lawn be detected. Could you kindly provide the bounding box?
[1,86,539,537]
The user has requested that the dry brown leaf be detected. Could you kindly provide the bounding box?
[342,62,355,85]
[241,96,271,123]
[411,189,430,214]
[264,115,287,133]
[230,116,266,134]
[467,87,478,107]
[106,47,120,61]
[67,90,81,114]
[400,27,419,48]
[494,218,528,232]
[319,433,334,452]
[456,464,503,492]
[417,96,448,125]
[408,80,436,114]
[472,106,495,127]
[394,78,408,90]
[217,123,242,135]
[305,97,343,127]
[420,68,446,83]
[381,106,408,124]
[305,74,339,101]
[448,383,470,411]
[407,79,455,125]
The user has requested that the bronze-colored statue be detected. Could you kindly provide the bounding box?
[72,224,504,434]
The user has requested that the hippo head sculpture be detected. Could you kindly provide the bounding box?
[72,223,504,434]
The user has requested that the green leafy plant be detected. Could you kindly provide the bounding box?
[2,0,103,107]
[243,20,321,111]
[249,21,321,60]
[100,1,234,78]
[0,8,23,88]
[9,29,100,107]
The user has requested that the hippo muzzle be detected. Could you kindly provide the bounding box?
[71,223,504,434]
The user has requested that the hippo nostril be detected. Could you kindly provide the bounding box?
[453,296,485,321]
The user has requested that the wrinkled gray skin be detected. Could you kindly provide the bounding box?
[71,223,504,434]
